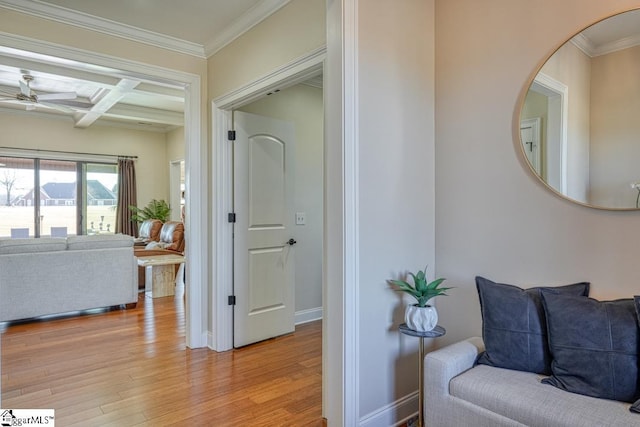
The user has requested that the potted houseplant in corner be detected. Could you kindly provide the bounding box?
[389,266,451,332]
[129,199,171,222]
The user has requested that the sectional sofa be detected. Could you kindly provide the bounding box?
[0,234,137,322]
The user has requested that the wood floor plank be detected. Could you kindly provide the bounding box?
[1,288,322,426]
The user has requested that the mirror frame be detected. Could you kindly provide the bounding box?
[517,8,640,211]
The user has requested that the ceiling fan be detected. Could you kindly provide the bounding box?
[0,74,90,113]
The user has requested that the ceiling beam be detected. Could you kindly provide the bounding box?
[73,78,140,128]
[102,104,184,126]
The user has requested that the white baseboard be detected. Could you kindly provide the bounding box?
[295,306,323,325]
[359,391,419,427]
[206,307,323,350]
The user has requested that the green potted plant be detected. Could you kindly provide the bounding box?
[129,199,171,223]
[389,266,451,332]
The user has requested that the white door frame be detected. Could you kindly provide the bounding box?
[0,33,207,349]
[210,47,325,352]
[520,117,542,176]
[530,73,568,195]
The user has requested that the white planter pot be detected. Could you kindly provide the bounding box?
[405,304,438,332]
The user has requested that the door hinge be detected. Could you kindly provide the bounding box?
[228,212,236,223]
[228,130,236,141]
[228,295,236,306]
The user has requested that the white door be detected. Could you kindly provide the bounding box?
[233,111,296,347]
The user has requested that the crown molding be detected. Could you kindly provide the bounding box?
[204,0,291,57]
[0,0,293,60]
[0,0,206,58]
[571,32,640,57]
[570,33,595,57]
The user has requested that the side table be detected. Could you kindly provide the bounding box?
[399,323,446,427]
[137,254,185,298]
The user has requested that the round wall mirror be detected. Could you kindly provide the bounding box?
[520,9,640,210]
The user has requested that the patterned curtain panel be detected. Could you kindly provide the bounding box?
[115,157,138,236]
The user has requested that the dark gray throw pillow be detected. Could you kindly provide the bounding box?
[541,293,640,403]
[635,296,640,414]
[475,277,589,374]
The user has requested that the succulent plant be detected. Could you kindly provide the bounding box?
[389,266,451,307]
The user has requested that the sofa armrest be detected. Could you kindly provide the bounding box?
[425,337,484,398]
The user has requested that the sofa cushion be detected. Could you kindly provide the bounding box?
[450,364,639,426]
[67,234,133,250]
[137,219,162,242]
[635,297,640,413]
[158,221,184,253]
[541,292,640,403]
[475,276,589,374]
[0,237,67,254]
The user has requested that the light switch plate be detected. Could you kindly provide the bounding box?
[295,212,306,225]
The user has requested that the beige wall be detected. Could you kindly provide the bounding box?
[166,127,185,163]
[238,83,323,316]
[0,113,169,205]
[541,41,591,203]
[590,45,640,208]
[435,0,640,349]
[207,0,326,99]
[355,0,435,421]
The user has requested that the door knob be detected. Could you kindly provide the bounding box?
[286,238,297,246]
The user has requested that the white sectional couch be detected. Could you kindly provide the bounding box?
[0,234,138,322]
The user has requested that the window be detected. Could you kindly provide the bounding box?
[0,156,118,238]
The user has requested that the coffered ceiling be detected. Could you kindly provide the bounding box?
[0,0,291,131]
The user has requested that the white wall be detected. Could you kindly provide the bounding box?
[0,113,170,205]
[238,84,323,320]
[435,0,640,350]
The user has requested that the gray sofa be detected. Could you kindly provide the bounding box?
[0,234,138,322]
[425,337,639,427]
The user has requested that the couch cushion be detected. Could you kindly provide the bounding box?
[451,364,638,426]
[67,234,133,250]
[159,221,184,253]
[0,237,67,254]
[137,219,162,241]
[475,276,589,374]
[541,292,640,403]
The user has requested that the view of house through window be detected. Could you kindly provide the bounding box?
[0,156,118,238]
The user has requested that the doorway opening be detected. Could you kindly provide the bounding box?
[211,48,324,352]
[0,33,205,349]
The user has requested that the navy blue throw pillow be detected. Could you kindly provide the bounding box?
[634,296,640,413]
[475,277,589,374]
[541,293,640,403]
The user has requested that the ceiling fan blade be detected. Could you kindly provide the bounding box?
[19,80,31,96]
[51,99,93,109]
[37,92,77,101]
[39,101,74,114]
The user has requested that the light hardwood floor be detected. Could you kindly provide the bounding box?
[1,286,322,426]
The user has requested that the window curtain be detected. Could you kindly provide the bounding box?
[115,157,138,236]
